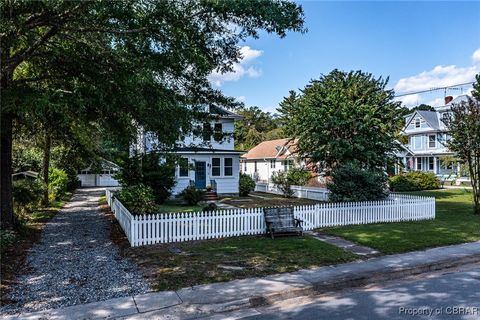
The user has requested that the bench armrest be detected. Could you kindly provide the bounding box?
[294,218,303,227]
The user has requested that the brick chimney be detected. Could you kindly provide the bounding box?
[444,96,453,105]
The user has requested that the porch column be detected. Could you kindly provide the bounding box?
[403,157,407,172]
[414,157,418,171]
[433,156,437,174]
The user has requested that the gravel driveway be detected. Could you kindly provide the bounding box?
[1,188,149,315]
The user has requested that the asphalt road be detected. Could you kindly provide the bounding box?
[238,263,480,320]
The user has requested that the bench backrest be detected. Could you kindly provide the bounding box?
[264,207,295,228]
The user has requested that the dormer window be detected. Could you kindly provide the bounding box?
[415,118,421,128]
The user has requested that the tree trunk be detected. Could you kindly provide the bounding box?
[42,132,51,206]
[0,112,17,228]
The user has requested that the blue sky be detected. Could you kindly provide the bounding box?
[209,1,480,112]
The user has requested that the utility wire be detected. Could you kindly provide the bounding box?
[394,81,475,97]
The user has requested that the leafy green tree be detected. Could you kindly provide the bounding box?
[0,1,305,228]
[444,96,480,214]
[279,69,403,171]
[234,106,282,150]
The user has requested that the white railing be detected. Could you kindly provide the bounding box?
[255,183,330,201]
[105,190,435,247]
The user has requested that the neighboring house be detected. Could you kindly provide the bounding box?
[241,138,309,182]
[77,159,120,187]
[134,105,243,196]
[396,95,472,179]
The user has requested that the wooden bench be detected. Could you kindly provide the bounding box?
[263,207,303,239]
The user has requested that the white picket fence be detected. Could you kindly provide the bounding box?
[105,189,435,247]
[255,183,330,201]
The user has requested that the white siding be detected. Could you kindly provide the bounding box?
[241,159,295,182]
[172,154,240,195]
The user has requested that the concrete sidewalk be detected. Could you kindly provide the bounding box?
[3,241,480,320]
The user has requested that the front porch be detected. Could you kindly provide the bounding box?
[395,155,461,177]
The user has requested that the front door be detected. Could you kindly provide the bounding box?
[195,161,206,189]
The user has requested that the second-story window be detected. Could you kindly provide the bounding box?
[428,135,436,148]
[179,158,189,177]
[213,123,223,142]
[203,123,212,141]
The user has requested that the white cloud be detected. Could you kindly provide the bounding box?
[473,48,480,63]
[394,64,478,93]
[208,46,263,86]
[394,94,421,106]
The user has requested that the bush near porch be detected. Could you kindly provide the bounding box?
[320,189,480,254]
[388,172,440,192]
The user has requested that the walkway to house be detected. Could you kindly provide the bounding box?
[306,231,380,257]
[0,188,149,315]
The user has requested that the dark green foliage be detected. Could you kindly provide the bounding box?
[444,94,480,214]
[116,153,176,204]
[279,70,403,171]
[203,203,218,212]
[239,173,256,196]
[117,184,156,215]
[388,172,440,192]
[180,186,204,205]
[12,179,45,213]
[271,171,294,198]
[327,162,389,202]
[234,107,283,151]
[286,167,311,186]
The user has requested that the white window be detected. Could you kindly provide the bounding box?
[214,123,223,142]
[413,136,423,150]
[415,118,421,128]
[429,157,434,171]
[270,159,276,168]
[244,162,247,172]
[224,158,233,176]
[428,135,436,148]
[212,158,221,176]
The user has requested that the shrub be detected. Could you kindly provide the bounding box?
[286,167,311,186]
[48,168,69,200]
[117,184,156,215]
[180,186,204,205]
[271,171,294,197]
[12,179,45,214]
[327,162,389,202]
[203,202,217,212]
[0,229,17,253]
[117,153,176,204]
[239,173,255,196]
[388,172,440,191]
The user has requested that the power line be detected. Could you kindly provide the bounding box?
[394,81,475,97]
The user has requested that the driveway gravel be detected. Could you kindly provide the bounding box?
[1,188,149,315]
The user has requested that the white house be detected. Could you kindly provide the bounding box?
[77,159,120,187]
[134,105,243,196]
[396,95,473,179]
[241,138,308,182]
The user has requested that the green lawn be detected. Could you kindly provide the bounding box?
[125,235,357,291]
[220,192,323,208]
[156,201,203,213]
[321,189,480,254]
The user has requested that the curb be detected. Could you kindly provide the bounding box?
[247,254,480,309]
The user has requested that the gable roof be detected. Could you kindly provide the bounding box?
[405,110,439,130]
[241,138,298,160]
[210,105,243,120]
